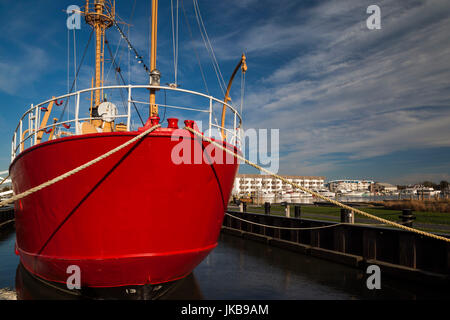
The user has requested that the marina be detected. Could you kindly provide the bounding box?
[0,0,450,308]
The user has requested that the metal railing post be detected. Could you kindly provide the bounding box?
[11,133,16,162]
[233,110,237,145]
[19,120,22,149]
[209,98,212,138]
[75,92,80,135]
[127,85,132,131]
[32,104,37,146]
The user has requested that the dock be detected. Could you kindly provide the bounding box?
[222,209,450,287]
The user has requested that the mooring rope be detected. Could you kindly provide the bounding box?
[0,174,10,187]
[185,126,450,243]
[0,124,161,208]
[225,211,392,230]
[225,212,344,230]
[0,219,15,229]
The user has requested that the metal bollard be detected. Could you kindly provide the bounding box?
[285,204,290,217]
[399,209,415,227]
[243,202,247,213]
[340,208,354,224]
[238,201,243,213]
[264,202,271,215]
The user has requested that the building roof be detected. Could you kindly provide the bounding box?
[375,182,396,188]
[236,173,325,180]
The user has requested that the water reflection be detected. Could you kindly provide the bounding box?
[2,227,449,300]
[191,233,450,300]
[14,263,202,300]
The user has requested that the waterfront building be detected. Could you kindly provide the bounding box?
[232,174,326,199]
[328,179,374,192]
[370,182,398,193]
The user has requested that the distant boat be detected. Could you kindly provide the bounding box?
[0,190,13,200]
[344,191,365,197]
[415,187,440,197]
[401,188,417,195]
[314,188,335,198]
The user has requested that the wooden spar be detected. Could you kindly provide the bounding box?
[149,0,159,116]
[36,99,55,144]
[221,54,247,140]
[49,118,58,141]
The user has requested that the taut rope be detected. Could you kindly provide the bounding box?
[0,125,161,208]
[184,126,450,243]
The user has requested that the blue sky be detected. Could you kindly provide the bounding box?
[0,0,449,185]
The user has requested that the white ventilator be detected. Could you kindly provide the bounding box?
[97,102,118,122]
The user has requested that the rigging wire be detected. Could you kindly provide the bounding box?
[104,38,127,114]
[128,0,137,84]
[73,29,77,94]
[105,1,137,85]
[67,28,70,120]
[104,5,151,77]
[171,0,179,85]
[180,0,209,95]
[104,36,145,125]
[58,30,94,122]
[104,31,123,83]
[193,0,227,96]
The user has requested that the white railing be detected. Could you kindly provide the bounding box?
[11,85,243,162]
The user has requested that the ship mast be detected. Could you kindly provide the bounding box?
[149,0,159,116]
[84,0,115,108]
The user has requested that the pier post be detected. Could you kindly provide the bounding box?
[285,205,291,218]
[281,202,290,218]
[399,209,415,227]
[363,230,377,260]
[294,205,301,218]
[340,208,354,224]
[311,229,320,248]
[243,202,247,213]
[334,226,347,253]
[264,202,271,215]
[398,233,417,268]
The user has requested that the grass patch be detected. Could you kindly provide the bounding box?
[379,199,450,213]
[245,204,450,226]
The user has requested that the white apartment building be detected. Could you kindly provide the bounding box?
[328,179,374,192]
[232,174,326,197]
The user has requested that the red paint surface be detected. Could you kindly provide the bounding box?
[10,127,239,287]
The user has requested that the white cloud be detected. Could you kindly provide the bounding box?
[232,0,450,181]
[0,44,49,95]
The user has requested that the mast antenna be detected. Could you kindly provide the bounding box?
[149,0,160,117]
[84,0,115,108]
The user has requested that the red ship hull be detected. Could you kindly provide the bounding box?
[10,127,239,287]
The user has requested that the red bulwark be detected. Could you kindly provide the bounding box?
[10,127,239,287]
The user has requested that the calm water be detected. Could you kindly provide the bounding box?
[0,224,448,300]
